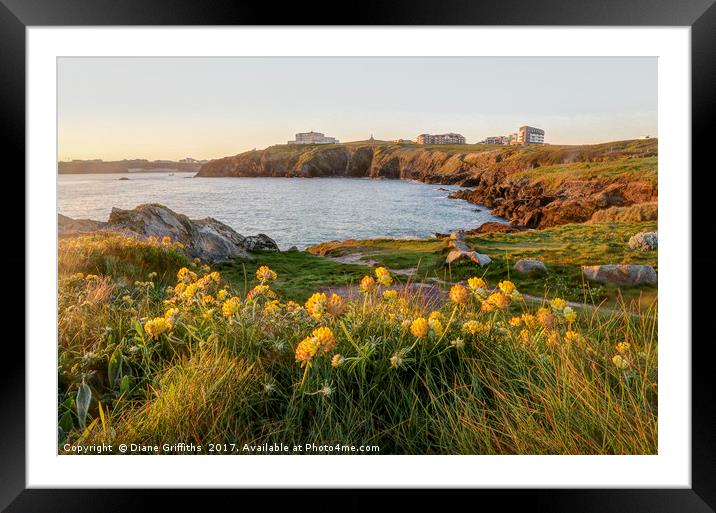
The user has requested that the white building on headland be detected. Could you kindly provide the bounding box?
[517,126,545,144]
[416,133,466,145]
[287,131,339,145]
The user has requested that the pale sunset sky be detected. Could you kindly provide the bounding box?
[58,57,657,161]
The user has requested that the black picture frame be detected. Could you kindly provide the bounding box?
[3,0,714,510]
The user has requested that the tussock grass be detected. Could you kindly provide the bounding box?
[59,235,657,455]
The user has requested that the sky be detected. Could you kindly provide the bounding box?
[58,57,657,161]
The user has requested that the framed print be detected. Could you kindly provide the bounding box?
[4,0,716,510]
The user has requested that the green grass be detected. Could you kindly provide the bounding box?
[306,222,658,308]
[216,250,371,302]
[511,156,658,192]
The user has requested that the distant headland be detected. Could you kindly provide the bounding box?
[58,158,208,174]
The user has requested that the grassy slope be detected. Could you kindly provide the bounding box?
[511,156,658,192]
[303,222,658,308]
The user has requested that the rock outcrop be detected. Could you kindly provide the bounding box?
[628,232,658,252]
[514,259,547,274]
[582,264,657,285]
[445,239,491,267]
[197,139,657,230]
[59,204,279,262]
[57,214,107,235]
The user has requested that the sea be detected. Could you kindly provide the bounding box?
[58,172,507,249]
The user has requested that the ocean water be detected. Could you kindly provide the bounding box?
[58,173,507,249]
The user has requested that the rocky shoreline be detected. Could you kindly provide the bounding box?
[59,204,279,263]
[197,139,658,230]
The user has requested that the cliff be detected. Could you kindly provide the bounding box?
[197,139,658,229]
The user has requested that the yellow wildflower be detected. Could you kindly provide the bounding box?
[565,330,583,345]
[522,313,539,330]
[74,272,85,280]
[221,297,241,317]
[295,336,321,363]
[612,354,629,369]
[383,289,398,301]
[616,342,631,354]
[164,307,179,326]
[536,307,555,328]
[161,235,173,246]
[449,284,469,304]
[312,326,336,353]
[246,284,274,300]
[326,293,346,317]
[305,292,327,320]
[550,297,567,311]
[181,282,200,300]
[202,294,215,304]
[463,320,488,336]
[85,274,99,281]
[177,267,198,284]
[467,276,487,291]
[208,271,221,283]
[256,265,277,283]
[360,275,377,293]
[547,331,560,346]
[331,354,345,368]
[286,300,303,312]
[263,300,281,315]
[216,289,229,301]
[202,308,215,320]
[375,267,393,287]
[481,301,495,313]
[509,316,522,327]
[428,311,443,322]
[563,306,577,323]
[486,292,510,310]
[498,280,516,295]
[428,318,444,337]
[144,317,171,339]
[410,317,429,338]
[519,329,531,344]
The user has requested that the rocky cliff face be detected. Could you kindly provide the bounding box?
[198,140,658,229]
[59,204,279,262]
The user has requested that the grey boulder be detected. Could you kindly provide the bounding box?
[581,264,657,285]
[514,259,547,274]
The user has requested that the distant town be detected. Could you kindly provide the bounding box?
[286,126,547,147]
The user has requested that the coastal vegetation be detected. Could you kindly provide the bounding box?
[58,232,657,455]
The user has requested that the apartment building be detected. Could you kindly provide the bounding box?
[517,126,545,145]
[416,133,466,145]
[287,131,339,145]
